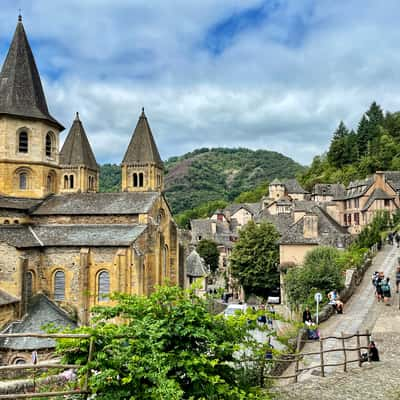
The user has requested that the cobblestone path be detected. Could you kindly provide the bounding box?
[273,244,400,400]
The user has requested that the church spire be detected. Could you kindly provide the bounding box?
[122,108,163,168]
[0,18,63,130]
[60,113,98,171]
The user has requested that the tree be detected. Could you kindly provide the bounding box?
[327,121,350,168]
[230,221,279,298]
[197,239,220,273]
[57,286,270,400]
[284,247,344,309]
[356,114,371,157]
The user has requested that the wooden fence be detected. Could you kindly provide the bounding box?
[263,330,372,383]
[0,332,93,399]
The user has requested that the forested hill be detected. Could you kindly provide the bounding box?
[299,102,400,190]
[99,148,305,214]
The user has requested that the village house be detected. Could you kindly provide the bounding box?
[0,17,182,364]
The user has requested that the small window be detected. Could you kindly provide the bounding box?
[384,199,390,207]
[64,175,69,189]
[133,173,138,187]
[14,358,27,365]
[98,271,110,302]
[19,173,27,190]
[139,173,144,187]
[54,270,65,301]
[26,271,33,298]
[18,131,28,153]
[45,133,53,157]
[13,220,19,224]
[47,174,53,192]
[4,220,10,224]
[69,175,74,189]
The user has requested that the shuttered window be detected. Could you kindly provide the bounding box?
[98,271,110,302]
[54,271,65,301]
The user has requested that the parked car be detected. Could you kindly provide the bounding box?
[223,303,248,317]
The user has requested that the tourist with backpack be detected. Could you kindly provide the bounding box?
[382,277,391,305]
[375,273,384,302]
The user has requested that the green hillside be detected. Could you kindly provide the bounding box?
[99,147,305,215]
[164,148,305,214]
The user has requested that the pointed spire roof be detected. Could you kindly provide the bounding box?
[0,17,63,130]
[59,113,98,170]
[122,108,163,168]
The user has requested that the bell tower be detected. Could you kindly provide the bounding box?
[0,16,64,198]
[121,109,164,192]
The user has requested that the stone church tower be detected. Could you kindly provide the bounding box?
[121,109,164,192]
[0,16,64,199]
[59,113,99,193]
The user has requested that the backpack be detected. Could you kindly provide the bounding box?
[381,282,390,292]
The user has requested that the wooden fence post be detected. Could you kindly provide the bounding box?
[356,330,362,367]
[84,336,95,399]
[341,332,347,372]
[319,338,325,377]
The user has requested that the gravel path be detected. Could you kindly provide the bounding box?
[273,244,400,400]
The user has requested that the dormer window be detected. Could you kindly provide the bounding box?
[18,131,28,153]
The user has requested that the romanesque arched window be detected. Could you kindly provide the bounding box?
[162,245,168,278]
[26,271,33,298]
[133,173,138,187]
[69,175,74,189]
[54,270,65,301]
[45,132,54,157]
[64,175,69,189]
[19,172,27,190]
[18,131,28,153]
[98,270,110,302]
[139,172,144,187]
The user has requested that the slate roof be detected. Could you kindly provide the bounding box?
[0,225,38,247]
[384,171,400,191]
[0,18,63,130]
[279,205,350,246]
[312,183,346,198]
[122,109,163,168]
[334,177,374,200]
[31,224,147,247]
[0,295,76,350]
[190,219,238,248]
[361,188,395,212]
[0,224,147,248]
[255,210,293,235]
[284,179,309,194]
[0,196,43,211]
[0,289,19,306]
[224,202,261,217]
[32,192,159,215]
[186,250,208,277]
[59,113,98,170]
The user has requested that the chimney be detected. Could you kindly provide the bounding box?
[303,213,318,239]
[374,171,385,189]
[294,210,305,223]
[211,221,217,235]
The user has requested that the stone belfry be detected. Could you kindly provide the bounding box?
[0,16,64,198]
[59,113,99,193]
[121,109,164,192]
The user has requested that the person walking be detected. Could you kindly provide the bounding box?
[302,307,312,324]
[395,232,400,248]
[396,266,400,294]
[376,273,384,302]
[382,277,391,305]
[368,341,380,361]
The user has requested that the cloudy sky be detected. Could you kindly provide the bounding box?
[1,0,400,165]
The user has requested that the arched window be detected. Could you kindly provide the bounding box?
[64,175,69,189]
[13,220,19,224]
[54,270,65,301]
[19,173,27,190]
[45,133,53,157]
[47,174,53,192]
[14,358,27,365]
[133,173,138,187]
[69,175,74,189]
[98,270,110,302]
[162,245,168,278]
[26,271,33,298]
[139,173,144,187]
[18,131,28,153]
[4,220,10,224]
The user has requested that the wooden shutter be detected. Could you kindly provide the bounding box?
[54,271,65,301]
[98,271,110,302]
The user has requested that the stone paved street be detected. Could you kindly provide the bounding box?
[273,244,400,400]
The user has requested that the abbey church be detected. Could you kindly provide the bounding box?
[0,17,181,331]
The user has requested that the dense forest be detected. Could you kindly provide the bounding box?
[99,148,305,214]
[299,102,400,190]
